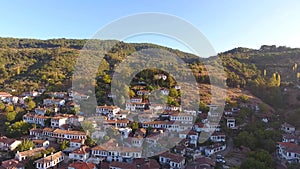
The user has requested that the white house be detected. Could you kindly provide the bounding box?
[118,127,132,138]
[165,106,181,111]
[277,142,300,163]
[137,90,150,95]
[282,122,296,133]
[51,116,68,128]
[35,107,47,116]
[0,136,22,151]
[70,139,85,148]
[130,137,144,148]
[179,130,199,146]
[226,118,236,128]
[35,151,64,169]
[30,128,87,142]
[48,92,66,98]
[32,140,50,148]
[142,121,192,132]
[205,143,226,156]
[23,113,49,126]
[126,102,146,111]
[210,132,226,142]
[170,113,193,124]
[91,141,142,162]
[104,120,130,128]
[282,134,299,144]
[43,99,53,106]
[96,105,120,115]
[262,117,269,123]
[130,98,143,103]
[69,146,90,161]
[15,147,46,161]
[159,152,185,169]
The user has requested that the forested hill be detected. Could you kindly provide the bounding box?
[0,37,300,110]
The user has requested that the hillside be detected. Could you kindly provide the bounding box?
[0,38,300,116]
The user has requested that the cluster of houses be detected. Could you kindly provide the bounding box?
[0,80,237,169]
[277,122,300,164]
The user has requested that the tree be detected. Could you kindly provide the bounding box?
[0,102,5,111]
[199,101,209,113]
[128,89,135,98]
[103,135,110,141]
[169,88,179,97]
[239,95,249,103]
[60,140,69,150]
[103,74,111,84]
[16,139,35,152]
[6,121,32,138]
[6,111,17,122]
[131,122,139,131]
[0,64,8,78]
[234,131,256,150]
[85,135,96,147]
[42,147,56,155]
[5,104,14,112]
[81,121,95,133]
[240,157,266,169]
[26,100,36,111]
[240,150,274,169]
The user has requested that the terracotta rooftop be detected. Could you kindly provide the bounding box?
[133,158,160,169]
[17,147,45,157]
[53,129,86,136]
[32,139,48,144]
[0,136,19,145]
[1,159,26,169]
[105,119,129,124]
[91,143,142,153]
[35,151,63,164]
[0,92,12,97]
[68,161,96,169]
[143,120,174,125]
[109,161,137,169]
[70,139,83,143]
[278,142,300,154]
[72,146,89,155]
[160,152,185,163]
[96,105,119,109]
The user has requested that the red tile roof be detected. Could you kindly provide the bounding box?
[109,161,137,169]
[68,161,96,169]
[160,152,185,163]
[34,151,63,164]
[278,142,300,154]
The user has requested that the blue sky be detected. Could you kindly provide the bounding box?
[1,0,300,53]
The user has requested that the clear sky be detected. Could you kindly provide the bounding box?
[1,0,300,53]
